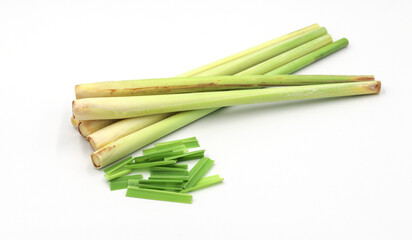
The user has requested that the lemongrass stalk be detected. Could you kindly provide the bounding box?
[82,26,325,148]
[175,24,319,77]
[71,116,79,128]
[267,38,349,75]
[92,109,215,168]
[91,82,380,168]
[73,81,380,120]
[73,25,320,135]
[137,184,182,192]
[77,119,118,138]
[91,38,352,167]
[236,34,332,75]
[87,113,172,150]
[195,27,327,77]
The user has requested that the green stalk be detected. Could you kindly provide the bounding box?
[109,174,143,191]
[236,34,332,75]
[90,38,354,168]
[164,150,205,162]
[267,38,349,75]
[87,113,172,150]
[150,167,189,172]
[195,27,327,76]
[175,24,320,77]
[126,186,192,204]
[138,179,184,184]
[74,81,380,120]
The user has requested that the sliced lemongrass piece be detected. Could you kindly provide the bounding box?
[196,27,327,77]
[87,113,173,150]
[104,156,133,174]
[109,174,143,191]
[150,171,189,177]
[166,164,188,169]
[155,137,199,148]
[138,179,184,184]
[180,175,224,193]
[77,119,118,138]
[143,145,188,156]
[175,24,319,77]
[138,184,182,192]
[104,168,132,181]
[149,176,189,181]
[150,167,189,172]
[126,186,192,204]
[124,160,177,169]
[236,34,332,75]
[184,157,214,189]
[127,179,140,187]
[164,150,205,162]
[109,174,144,182]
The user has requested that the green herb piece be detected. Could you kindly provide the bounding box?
[138,184,182,192]
[181,175,224,193]
[145,150,187,162]
[109,175,143,191]
[104,168,132,181]
[142,144,188,156]
[150,171,189,177]
[150,166,189,172]
[149,175,189,181]
[128,179,140,187]
[155,137,200,148]
[164,150,205,162]
[125,160,177,169]
[126,186,192,204]
[138,179,184,184]
[104,156,133,174]
[184,157,214,189]
[166,164,188,169]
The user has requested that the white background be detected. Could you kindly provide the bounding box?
[0,0,411,239]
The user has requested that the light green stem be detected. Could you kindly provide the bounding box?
[175,24,320,77]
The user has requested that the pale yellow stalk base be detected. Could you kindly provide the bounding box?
[88,113,173,150]
[78,119,118,138]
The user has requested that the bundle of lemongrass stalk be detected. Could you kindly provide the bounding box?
[71,24,381,169]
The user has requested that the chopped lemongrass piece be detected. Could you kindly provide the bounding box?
[109,174,144,182]
[126,186,192,204]
[150,166,189,172]
[104,156,133,174]
[124,160,177,169]
[90,35,351,168]
[143,145,188,156]
[166,164,188,169]
[138,179,184,184]
[127,179,140,187]
[266,38,349,75]
[164,150,205,162]
[144,149,187,162]
[180,175,224,193]
[138,184,182,192]
[109,174,143,191]
[184,157,214,189]
[104,168,132,181]
[149,171,189,180]
[154,137,199,148]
